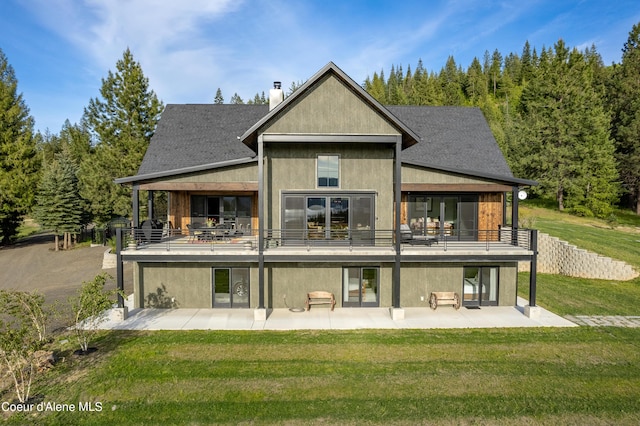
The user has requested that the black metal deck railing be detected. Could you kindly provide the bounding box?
[119,226,534,253]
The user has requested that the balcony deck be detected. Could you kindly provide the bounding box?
[119,228,534,261]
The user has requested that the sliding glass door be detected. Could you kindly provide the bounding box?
[343,267,379,307]
[463,266,498,306]
[191,195,251,230]
[283,193,374,243]
[212,268,250,308]
[407,194,478,240]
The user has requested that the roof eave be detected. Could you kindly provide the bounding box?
[402,159,538,187]
[115,156,257,185]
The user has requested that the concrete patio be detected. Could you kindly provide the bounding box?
[100,297,577,331]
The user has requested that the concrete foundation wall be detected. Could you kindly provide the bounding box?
[135,262,260,309]
[401,263,517,307]
[266,263,394,308]
[133,261,519,309]
[519,232,639,281]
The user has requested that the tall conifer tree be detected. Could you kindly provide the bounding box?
[609,22,640,214]
[0,49,39,244]
[80,48,163,224]
[34,149,83,250]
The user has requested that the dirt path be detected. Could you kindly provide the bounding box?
[0,233,133,307]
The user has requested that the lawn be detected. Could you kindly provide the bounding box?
[520,204,640,269]
[3,205,640,425]
[5,328,640,425]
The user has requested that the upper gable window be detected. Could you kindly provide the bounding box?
[317,155,340,187]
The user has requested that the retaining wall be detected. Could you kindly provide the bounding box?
[519,232,639,281]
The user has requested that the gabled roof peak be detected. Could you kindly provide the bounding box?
[240,62,420,150]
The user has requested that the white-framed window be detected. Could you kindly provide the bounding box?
[317,155,339,188]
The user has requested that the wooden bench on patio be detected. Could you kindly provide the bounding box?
[305,291,336,311]
[429,291,461,310]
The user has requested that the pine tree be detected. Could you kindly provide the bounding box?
[80,48,163,224]
[0,49,39,245]
[608,22,640,214]
[516,40,619,216]
[439,56,464,105]
[34,149,83,250]
[230,93,244,104]
[214,88,224,104]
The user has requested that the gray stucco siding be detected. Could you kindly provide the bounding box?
[265,143,394,230]
[400,262,518,307]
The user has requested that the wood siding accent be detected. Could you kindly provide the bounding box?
[402,183,511,192]
[169,192,190,230]
[400,193,408,226]
[140,182,258,191]
[478,193,503,241]
[400,192,504,241]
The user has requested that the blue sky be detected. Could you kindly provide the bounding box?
[1,0,639,134]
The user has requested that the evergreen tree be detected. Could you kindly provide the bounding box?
[0,49,39,245]
[520,41,534,84]
[34,149,83,250]
[80,48,163,224]
[230,93,244,104]
[287,80,305,97]
[439,56,464,105]
[515,40,619,216]
[608,22,640,214]
[366,70,387,104]
[248,91,267,105]
[214,88,224,104]
[465,57,488,102]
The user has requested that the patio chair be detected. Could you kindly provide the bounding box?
[187,223,204,243]
[400,224,438,246]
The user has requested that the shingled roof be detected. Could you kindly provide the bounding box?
[124,102,530,186]
[388,105,517,181]
[135,104,266,176]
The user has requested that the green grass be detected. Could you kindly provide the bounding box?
[6,328,640,425]
[519,272,640,316]
[4,205,640,424]
[521,204,640,269]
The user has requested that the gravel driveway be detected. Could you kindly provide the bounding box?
[0,233,133,309]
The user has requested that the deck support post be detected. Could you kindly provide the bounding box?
[256,134,266,317]
[132,185,140,228]
[392,136,402,312]
[525,229,540,318]
[116,228,126,316]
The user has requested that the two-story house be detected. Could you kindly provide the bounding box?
[115,62,538,320]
